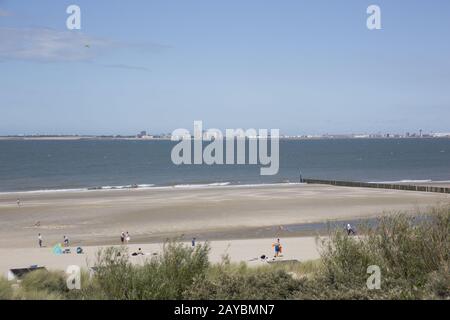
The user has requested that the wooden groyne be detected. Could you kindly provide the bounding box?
[303,178,450,194]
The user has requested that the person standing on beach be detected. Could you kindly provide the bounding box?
[120,232,125,244]
[63,235,69,247]
[17,199,21,207]
[192,237,196,247]
[38,233,43,247]
[346,223,356,236]
[125,232,130,244]
[272,238,282,258]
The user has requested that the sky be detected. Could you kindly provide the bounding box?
[0,0,449,135]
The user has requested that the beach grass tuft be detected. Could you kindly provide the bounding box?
[0,277,13,300]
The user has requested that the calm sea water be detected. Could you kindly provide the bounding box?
[0,139,449,192]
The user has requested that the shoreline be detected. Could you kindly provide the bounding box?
[1,179,450,196]
[0,182,300,196]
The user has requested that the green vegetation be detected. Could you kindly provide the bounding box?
[76,241,210,299]
[1,206,449,300]
[310,207,450,299]
[0,277,13,299]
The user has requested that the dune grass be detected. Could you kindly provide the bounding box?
[0,277,13,299]
[305,205,450,299]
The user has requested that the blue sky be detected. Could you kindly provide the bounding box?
[0,0,449,135]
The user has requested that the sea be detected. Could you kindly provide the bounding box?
[0,138,449,193]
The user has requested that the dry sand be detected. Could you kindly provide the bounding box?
[0,183,448,274]
[0,237,322,275]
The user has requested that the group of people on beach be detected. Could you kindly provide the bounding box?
[37,223,355,260]
[37,231,133,248]
[37,234,70,248]
[120,231,131,244]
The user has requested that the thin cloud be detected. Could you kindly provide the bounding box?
[0,27,166,71]
[127,41,172,53]
[0,27,112,62]
[101,63,151,72]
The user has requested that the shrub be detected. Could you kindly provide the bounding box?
[185,262,304,299]
[13,288,63,300]
[425,264,450,299]
[81,241,210,299]
[307,206,450,299]
[20,270,68,295]
[135,241,210,299]
[0,277,13,300]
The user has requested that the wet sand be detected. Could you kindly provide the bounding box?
[0,183,448,250]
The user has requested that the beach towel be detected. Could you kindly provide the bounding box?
[52,244,63,255]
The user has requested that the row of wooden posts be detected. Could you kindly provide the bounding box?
[302,178,450,194]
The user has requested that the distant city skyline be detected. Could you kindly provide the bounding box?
[1,1,450,135]
[2,128,450,139]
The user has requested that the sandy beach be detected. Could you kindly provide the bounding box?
[0,183,449,274]
[0,237,323,276]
